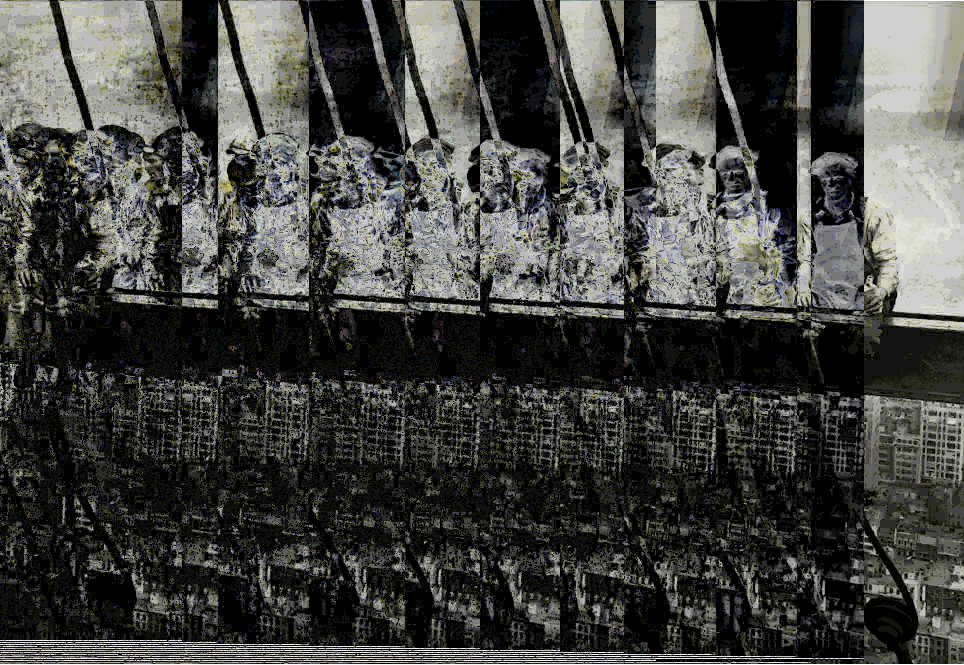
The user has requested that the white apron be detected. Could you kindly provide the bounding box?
[482,210,555,303]
[181,197,218,305]
[409,208,478,301]
[560,209,623,305]
[327,201,406,300]
[812,220,863,310]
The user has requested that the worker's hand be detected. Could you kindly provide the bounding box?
[241,275,264,293]
[864,283,884,316]
[796,288,812,309]
[16,269,41,290]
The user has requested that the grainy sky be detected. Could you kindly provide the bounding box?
[217,0,309,179]
[0,0,181,142]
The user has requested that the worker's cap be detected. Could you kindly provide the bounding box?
[409,137,455,160]
[253,132,299,166]
[713,145,760,171]
[654,144,705,170]
[811,152,858,179]
[561,142,611,171]
[97,125,146,161]
[151,126,183,162]
[226,134,254,156]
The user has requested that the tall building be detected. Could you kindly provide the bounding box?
[433,381,479,469]
[110,373,141,459]
[921,401,964,485]
[820,394,863,480]
[865,396,883,490]
[180,380,220,463]
[560,388,624,477]
[863,397,964,486]
[264,381,312,466]
[139,378,181,461]
[623,387,673,475]
[672,388,717,475]
[357,382,405,467]
[314,378,362,466]
[510,386,561,472]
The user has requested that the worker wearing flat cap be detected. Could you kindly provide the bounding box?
[713,145,795,308]
[799,152,898,314]
[245,132,309,304]
[640,144,716,307]
[180,130,217,298]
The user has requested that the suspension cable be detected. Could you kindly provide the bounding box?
[219,0,265,139]
[301,2,344,139]
[698,1,762,210]
[144,0,188,131]
[361,0,409,151]
[49,0,93,131]
[452,0,500,144]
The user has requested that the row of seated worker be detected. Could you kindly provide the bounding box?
[306,134,897,317]
[626,145,898,317]
[1,124,893,323]
[0,122,209,347]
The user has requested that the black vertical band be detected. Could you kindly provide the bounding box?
[145,0,185,128]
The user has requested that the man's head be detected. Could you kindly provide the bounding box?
[476,140,518,213]
[714,145,759,195]
[811,152,857,207]
[253,132,300,206]
[8,123,48,180]
[654,144,704,212]
[510,146,550,214]
[97,125,146,167]
[309,135,377,209]
[406,137,456,211]
[42,129,74,197]
[226,136,259,204]
[70,129,114,198]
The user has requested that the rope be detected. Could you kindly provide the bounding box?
[542,0,594,145]
[144,0,187,131]
[219,0,265,139]
[391,1,437,140]
[0,120,29,219]
[390,1,446,168]
[539,1,585,153]
[452,0,500,143]
[533,0,585,161]
[698,1,762,210]
[302,1,344,139]
[361,0,409,150]
[49,0,93,131]
[599,0,654,174]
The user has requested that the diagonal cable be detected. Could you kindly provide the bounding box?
[390,1,446,168]
[533,0,585,161]
[145,0,187,131]
[599,0,653,172]
[452,0,500,144]
[302,1,344,139]
[361,0,409,150]
[698,1,762,211]
[49,0,93,130]
[539,0,585,155]
[543,0,594,145]
[219,0,265,139]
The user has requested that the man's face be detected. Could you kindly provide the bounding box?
[818,168,852,205]
[70,141,108,197]
[480,149,513,213]
[719,163,749,195]
[511,150,550,213]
